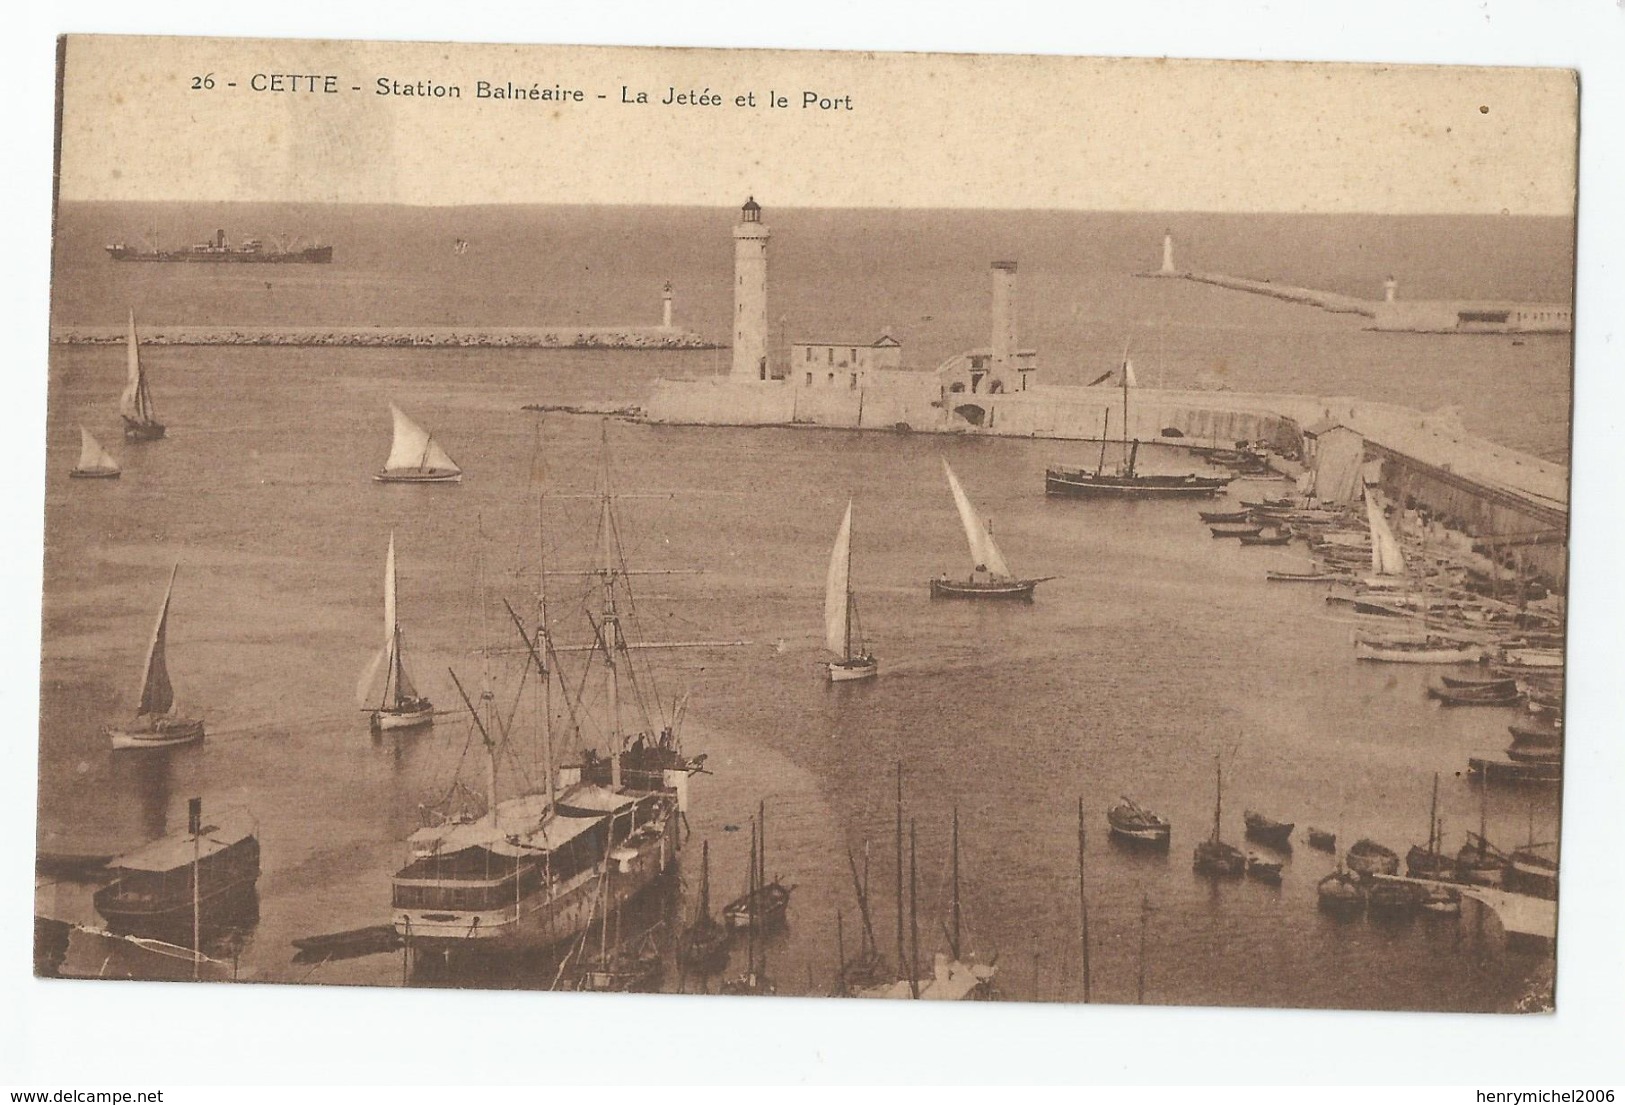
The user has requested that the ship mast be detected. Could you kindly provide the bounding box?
[596,424,624,790]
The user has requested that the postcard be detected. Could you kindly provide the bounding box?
[38,34,1574,1022]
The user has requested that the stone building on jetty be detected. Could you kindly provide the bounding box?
[644,201,1569,587]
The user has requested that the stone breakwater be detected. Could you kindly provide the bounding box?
[51,324,718,350]
[1139,269,1377,316]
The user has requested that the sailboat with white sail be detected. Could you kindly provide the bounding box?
[930,460,1050,600]
[374,404,462,483]
[358,533,434,733]
[120,310,165,442]
[106,565,205,750]
[70,426,121,479]
[825,499,878,682]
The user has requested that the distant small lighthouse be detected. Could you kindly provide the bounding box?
[661,281,674,329]
[1383,275,1398,303]
[1161,231,1176,274]
[732,197,771,381]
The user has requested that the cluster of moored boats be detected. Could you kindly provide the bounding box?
[1107,766,1558,928]
[1196,484,1565,786]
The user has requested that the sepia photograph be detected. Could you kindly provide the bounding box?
[13,6,1625,1088]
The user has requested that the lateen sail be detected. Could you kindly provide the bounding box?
[137,566,178,717]
[1364,490,1407,577]
[825,501,853,657]
[120,310,154,426]
[385,405,460,474]
[76,427,119,473]
[943,460,1011,579]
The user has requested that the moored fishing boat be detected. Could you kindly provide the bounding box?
[1267,569,1344,583]
[1198,509,1251,524]
[1427,681,1521,707]
[119,310,166,442]
[1468,753,1561,784]
[1209,524,1264,539]
[931,460,1050,600]
[1316,869,1364,915]
[1506,841,1558,900]
[1245,854,1283,884]
[1455,831,1508,887]
[1354,638,1484,664]
[1193,759,1245,878]
[1238,528,1293,547]
[1345,838,1399,878]
[1107,797,1172,847]
[70,426,121,478]
[106,564,206,750]
[1366,878,1424,918]
[677,840,730,974]
[824,499,877,682]
[722,802,793,931]
[375,404,462,483]
[1242,811,1294,849]
[1306,828,1336,853]
[1045,353,1230,499]
[358,533,434,733]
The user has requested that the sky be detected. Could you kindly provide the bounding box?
[58,35,1578,215]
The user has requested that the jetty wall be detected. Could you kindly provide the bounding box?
[50,324,718,350]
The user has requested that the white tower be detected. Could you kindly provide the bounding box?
[661,281,674,329]
[1383,275,1398,303]
[1161,231,1176,274]
[990,261,1018,384]
[732,197,771,381]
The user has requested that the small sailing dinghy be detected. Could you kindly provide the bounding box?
[358,532,434,733]
[106,564,205,750]
[374,404,462,483]
[70,426,121,479]
[931,460,1050,600]
[825,499,877,682]
[119,310,165,442]
[1193,758,1246,878]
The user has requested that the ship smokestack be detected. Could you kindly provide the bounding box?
[991,261,1017,380]
[1161,232,1175,274]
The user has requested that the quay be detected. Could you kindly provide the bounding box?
[1370,874,1557,944]
[52,323,718,350]
[645,203,1569,588]
[1139,233,1572,334]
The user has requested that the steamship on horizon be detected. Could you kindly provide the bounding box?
[106,229,333,264]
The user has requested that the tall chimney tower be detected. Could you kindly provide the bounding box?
[990,261,1018,381]
[1161,232,1176,274]
[661,281,674,328]
[731,197,771,381]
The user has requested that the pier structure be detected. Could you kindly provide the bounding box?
[1142,235,1571,333]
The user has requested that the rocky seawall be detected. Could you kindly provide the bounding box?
[51,325,718,350]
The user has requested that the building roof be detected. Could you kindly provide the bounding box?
[108,807,257,873]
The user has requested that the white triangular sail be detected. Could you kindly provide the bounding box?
[384,405,460,474]
[76,427,119,473]
[1364,489,1407,577]
[825,501,853,657]
[120,310,156,426]
[136,565,178,717]
[942,460,1012,579]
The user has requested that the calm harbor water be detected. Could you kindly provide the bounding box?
[36,204,1568,1009]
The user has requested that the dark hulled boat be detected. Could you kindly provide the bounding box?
[932,461,1050,601]
[1242,811,1294,849]
[1306,828,1337,853]
[1317,870,1364,915]
[1345,838,1400,879]
[1107,797,1172,847]
[1193,759,1246,878]
[107,229,332,263]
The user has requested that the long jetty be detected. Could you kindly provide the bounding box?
[1140,268,1377,316]
[51,324,718,350]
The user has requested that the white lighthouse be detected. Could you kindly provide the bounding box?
[732,197,771,381]
[1161,231,1176,274]
[661,281,674,329]
[990,261,1018,382]
[1384,275,1399,303]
